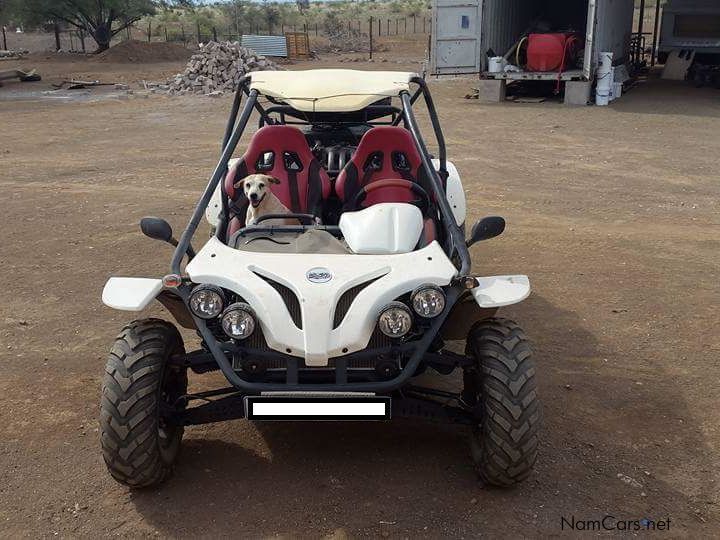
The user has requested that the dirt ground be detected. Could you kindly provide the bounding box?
[1,41,719,538]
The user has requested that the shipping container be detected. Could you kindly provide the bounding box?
[431,0,635,82]
[658,0,720,61]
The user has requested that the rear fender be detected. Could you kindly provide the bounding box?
[101,277,196,329]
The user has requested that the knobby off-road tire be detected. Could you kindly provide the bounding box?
[465,318,541,487]
[100,319,188,488]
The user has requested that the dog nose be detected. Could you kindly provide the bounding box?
[249,193,258,201]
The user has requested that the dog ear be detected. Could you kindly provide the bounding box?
[268,176,281,185]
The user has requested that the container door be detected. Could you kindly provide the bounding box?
[583,0,597,80]
[431,0,482,75]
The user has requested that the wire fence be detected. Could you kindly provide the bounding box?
[149,16,432,45]
[3,15,432,54]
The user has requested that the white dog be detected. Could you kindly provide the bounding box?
[235,174,296,227]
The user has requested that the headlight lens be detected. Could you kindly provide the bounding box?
[411,285,446,318]
[378,302,413,338]
[188,285,225,319]
[221,302,256,340]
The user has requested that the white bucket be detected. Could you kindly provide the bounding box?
[488,56,506,73]
[596,52,614,106]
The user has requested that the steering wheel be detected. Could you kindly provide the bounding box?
[349,179,430,214]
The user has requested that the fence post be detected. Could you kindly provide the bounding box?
[147,21,151,42]
[315,23,318,36]
[181,24,186,44]
[165,27,169,42]
[378,18,381,36]
[53,21,61,51]
[404,18,407,33]
[1,25,6,50]
[80,29,86,52]
[369,17,373,60]
[396,19,399,35]
[213,26,218,41]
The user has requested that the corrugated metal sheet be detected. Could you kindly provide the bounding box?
[481,0,537,69]
[240,35,288,57]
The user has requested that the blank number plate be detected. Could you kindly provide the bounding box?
[245,396,391,421]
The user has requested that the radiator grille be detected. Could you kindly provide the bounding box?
[253,273,302,329]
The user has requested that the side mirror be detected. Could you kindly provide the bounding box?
[467,216,506,247]
[140,217,177,246]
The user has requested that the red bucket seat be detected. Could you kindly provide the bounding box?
[335,126,437,246]
[224,126,332,235]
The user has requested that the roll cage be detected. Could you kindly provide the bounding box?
[159,72,478,394]
[170,74,470,278]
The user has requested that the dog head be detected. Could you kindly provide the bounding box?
[236,174,281,208]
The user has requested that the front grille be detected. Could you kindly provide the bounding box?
[253,272,302,329]
[333,277,383,329]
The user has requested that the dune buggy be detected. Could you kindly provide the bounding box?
[100,70,540,488]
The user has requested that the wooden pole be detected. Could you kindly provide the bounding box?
[396,19,399,35]
[1,25,6,50]
[369,17,373,60]
[165,27,169,42]
[80,29,86,52]
[413,15,416,33]
[213,26,218,41]
[147,21,151,42]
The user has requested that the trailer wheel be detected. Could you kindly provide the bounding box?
[100,319,188,488]
[464,318,541,487]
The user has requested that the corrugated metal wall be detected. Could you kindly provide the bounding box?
[240,35,288,57]
[481,0,539,68]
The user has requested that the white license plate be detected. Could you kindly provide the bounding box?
[245,396,391,421]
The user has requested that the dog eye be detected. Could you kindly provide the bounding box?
[259,183,265,189]
[245,183,250,189]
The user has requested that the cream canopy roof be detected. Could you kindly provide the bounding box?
[248,69,418,113]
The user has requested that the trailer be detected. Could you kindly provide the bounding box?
[658,0,720,62]
[431,0,636,104]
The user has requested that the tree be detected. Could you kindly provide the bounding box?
[13,0,156,52]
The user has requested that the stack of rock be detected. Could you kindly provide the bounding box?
[160,41,280,96]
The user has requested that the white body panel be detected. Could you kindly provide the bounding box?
[102,277,163,311]
[205,158,239,228]
[471,275,530,308]
[433,159,466,226]
[339,204,423,255]
[185,237,457,366]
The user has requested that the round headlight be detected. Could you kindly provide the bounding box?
[188,285,225,319]
[411,285,446,318]
[221,303,256,340]
[378,302,413,338]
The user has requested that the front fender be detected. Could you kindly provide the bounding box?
[102,277,163,311]
[472,275,530,308]
[440,275,530,340]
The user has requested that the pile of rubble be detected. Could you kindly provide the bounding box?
[151,41,280,96]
